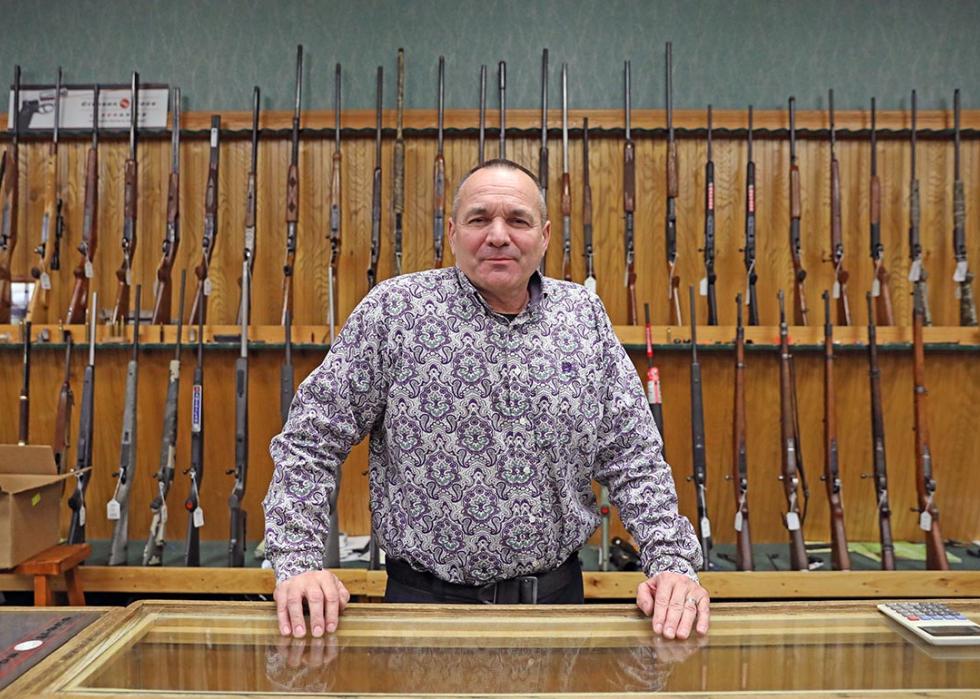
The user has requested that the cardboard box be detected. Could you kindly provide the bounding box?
[0,445,74,568]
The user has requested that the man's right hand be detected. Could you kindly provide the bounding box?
[274,570,351,638]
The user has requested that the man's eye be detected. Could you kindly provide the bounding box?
[468,216,486,225]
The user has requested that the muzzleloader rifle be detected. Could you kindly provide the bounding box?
[742,106,759,325]
[700,105,717,324]
[107,285,142,565]
[827,90,851,325]
[328,64,342,340]
[778,290,809,570]
[187,116,220,325]
[67,85,100,324]
[582,118,596,293]
[908,90,931,326]
[687,286,711,569]
[623,61,637,325]
[952,89,977,326]
[143,270,187,566]
[731,294,753,570]
[280,45,303,325]
[0,66,21,323]
[788,97,809,325]
[110,73,140,327]
[664,44,682,326]
[67,292,97,544]
[228,257,250,567]
[432,58,444,272]
[184,284,206,566]
[367,66,382,290]
[868,97,894,326]
[560,63,572,282]
[238,86,260,324]
[821,290,850,570]
[151,87,181,324]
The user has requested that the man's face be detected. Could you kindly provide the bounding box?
[448,166,550,301]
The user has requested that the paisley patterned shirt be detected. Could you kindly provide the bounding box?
[264,267,702,584]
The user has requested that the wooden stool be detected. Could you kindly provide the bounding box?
[14,543,91,606]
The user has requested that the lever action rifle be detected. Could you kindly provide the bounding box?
[52,331,74,475]
[788,97,809,325]
[281,45,303,325]
[151,87,181,324]
[743,106,759,325]
[367,66,382,290]
[432,58,445,271]
[623,61,637,325]
[0,66,21,323]
[18,320,30,445]
[908,90,931,326]
[228,257,250,567]
[701,105,717,324]
[912,285,949,570]
[864,291,896,570]
[67,85,100,324]
[583,118,596,293]
[67,292,97,544]
[778,290,809,570]
[664,44,682,326]
[687,286,711,568]
[828,90,851,325]
[393,48,405,277]
[868,97,894,326]
[110,72,140,327]
[952,88,977,326]
[143,271,186,566]
[328,64,342,340]
[238,86,260,324]
[498,61,506,159]
[560,63,572,282]
[732,294,752,570]
[108,285,142,565]
[478,64,487,166]
[184,284,206,566]
[187,116,220,324]
[28,68,63,323]
[821,290,850,570]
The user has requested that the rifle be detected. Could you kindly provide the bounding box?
[912,285,949,570]
[17,320,30,445]
[281,310,294,427]
[732,294,753,570]
[583,118,596,293]
[151,87,181,324]
[392,48,406,277]
[110,72,140,327]
[821,290,850,570]
[67,292,97,545]
[238,86,260,324]
[664,44,682,326]
[67,85,99,324]
[281,45,303,325]
[827,90,851,325]
[498,61,506,159]
[28,68,62,323]
[328,64,342,341]
[367,66,382,290]
[777,290,809,570]
[0,66,21,323]
[864,291,895,570]
[743,106,759,325]
[952,89,977,326]
[623,61,637,325]
[184,284,206,566]
[432,57,445,271]
[686,286,712,568]
[107,284,142,565]
[187,116,220,325]
[868,97,894,326]
[539,49,549,274]
[228,257,250,567]
[788,97,809,325]
[53,332,74,476]
[908,90,931,326]
[644,303,665,444]
[700,105,717,324]
[143,271,186,566]
[478,64,487,166]
[560,63,572,282]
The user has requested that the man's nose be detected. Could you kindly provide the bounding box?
[485,216,511,245]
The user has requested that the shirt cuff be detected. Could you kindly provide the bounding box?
[271,551,324,584]
[645,555,700,584]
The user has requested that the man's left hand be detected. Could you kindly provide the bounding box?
[636,572,710,639]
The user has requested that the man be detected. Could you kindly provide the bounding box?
[264,159,709,640]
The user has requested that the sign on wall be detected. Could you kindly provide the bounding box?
[7,84,170,131]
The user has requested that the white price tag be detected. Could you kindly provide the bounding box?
[78,505,86,527]
[919,511,933,531]
[203,278,212,297]
[40,273,51,290]
[832,280,841,299]
[734,511,743,532]
[785,512,801,531]
[210,127,219,147]
[84,261,94,278]
[699,277,708,296]
[954,260,968,283]
[871,277,881,297]
[193,507,205,528]
[955,285,962,299]
[584,276,596,294]
[106,499,121,520]
[159,502,168,525]
[908,259,922,282]
[125,269,132,285]
[700,517,712,539]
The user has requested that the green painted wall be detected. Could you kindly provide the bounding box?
[1,0,978,112]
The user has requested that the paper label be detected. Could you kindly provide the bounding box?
[85,260,94,278]
[919,511,933,531]
[871,278,881,297]
[908,259,922,282]
[203,278,212,297]
[40,272,51,290]
[584,276,596,294]
[954,260,968,283]
[700,517,712,539]
[79,505,86,526]
[699,277,708,296]
[193,507,205,528]
[210,127,218,147]
[832,280,841,299]
[125,269,132,285]
[785,512,801,531]
[734,511,743,532]
[31,493,41,507]
[106,499,121,520]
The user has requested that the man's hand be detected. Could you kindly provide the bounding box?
[274,570,351,638]
[636,571,710,640]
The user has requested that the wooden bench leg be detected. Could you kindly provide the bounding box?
[64,568,86,606]
[33,574,54,607]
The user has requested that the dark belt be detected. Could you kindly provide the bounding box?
[386,555,580,604]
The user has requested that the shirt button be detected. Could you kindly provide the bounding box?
[528,515,536,523]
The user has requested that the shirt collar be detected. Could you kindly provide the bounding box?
[453,267,547,319]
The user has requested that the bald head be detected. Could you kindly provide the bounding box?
[451,159,548,225]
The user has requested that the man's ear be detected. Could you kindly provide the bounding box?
[540,219,551,252]
[447,217,456,254]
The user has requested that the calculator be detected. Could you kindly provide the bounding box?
[878,601,980,646]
